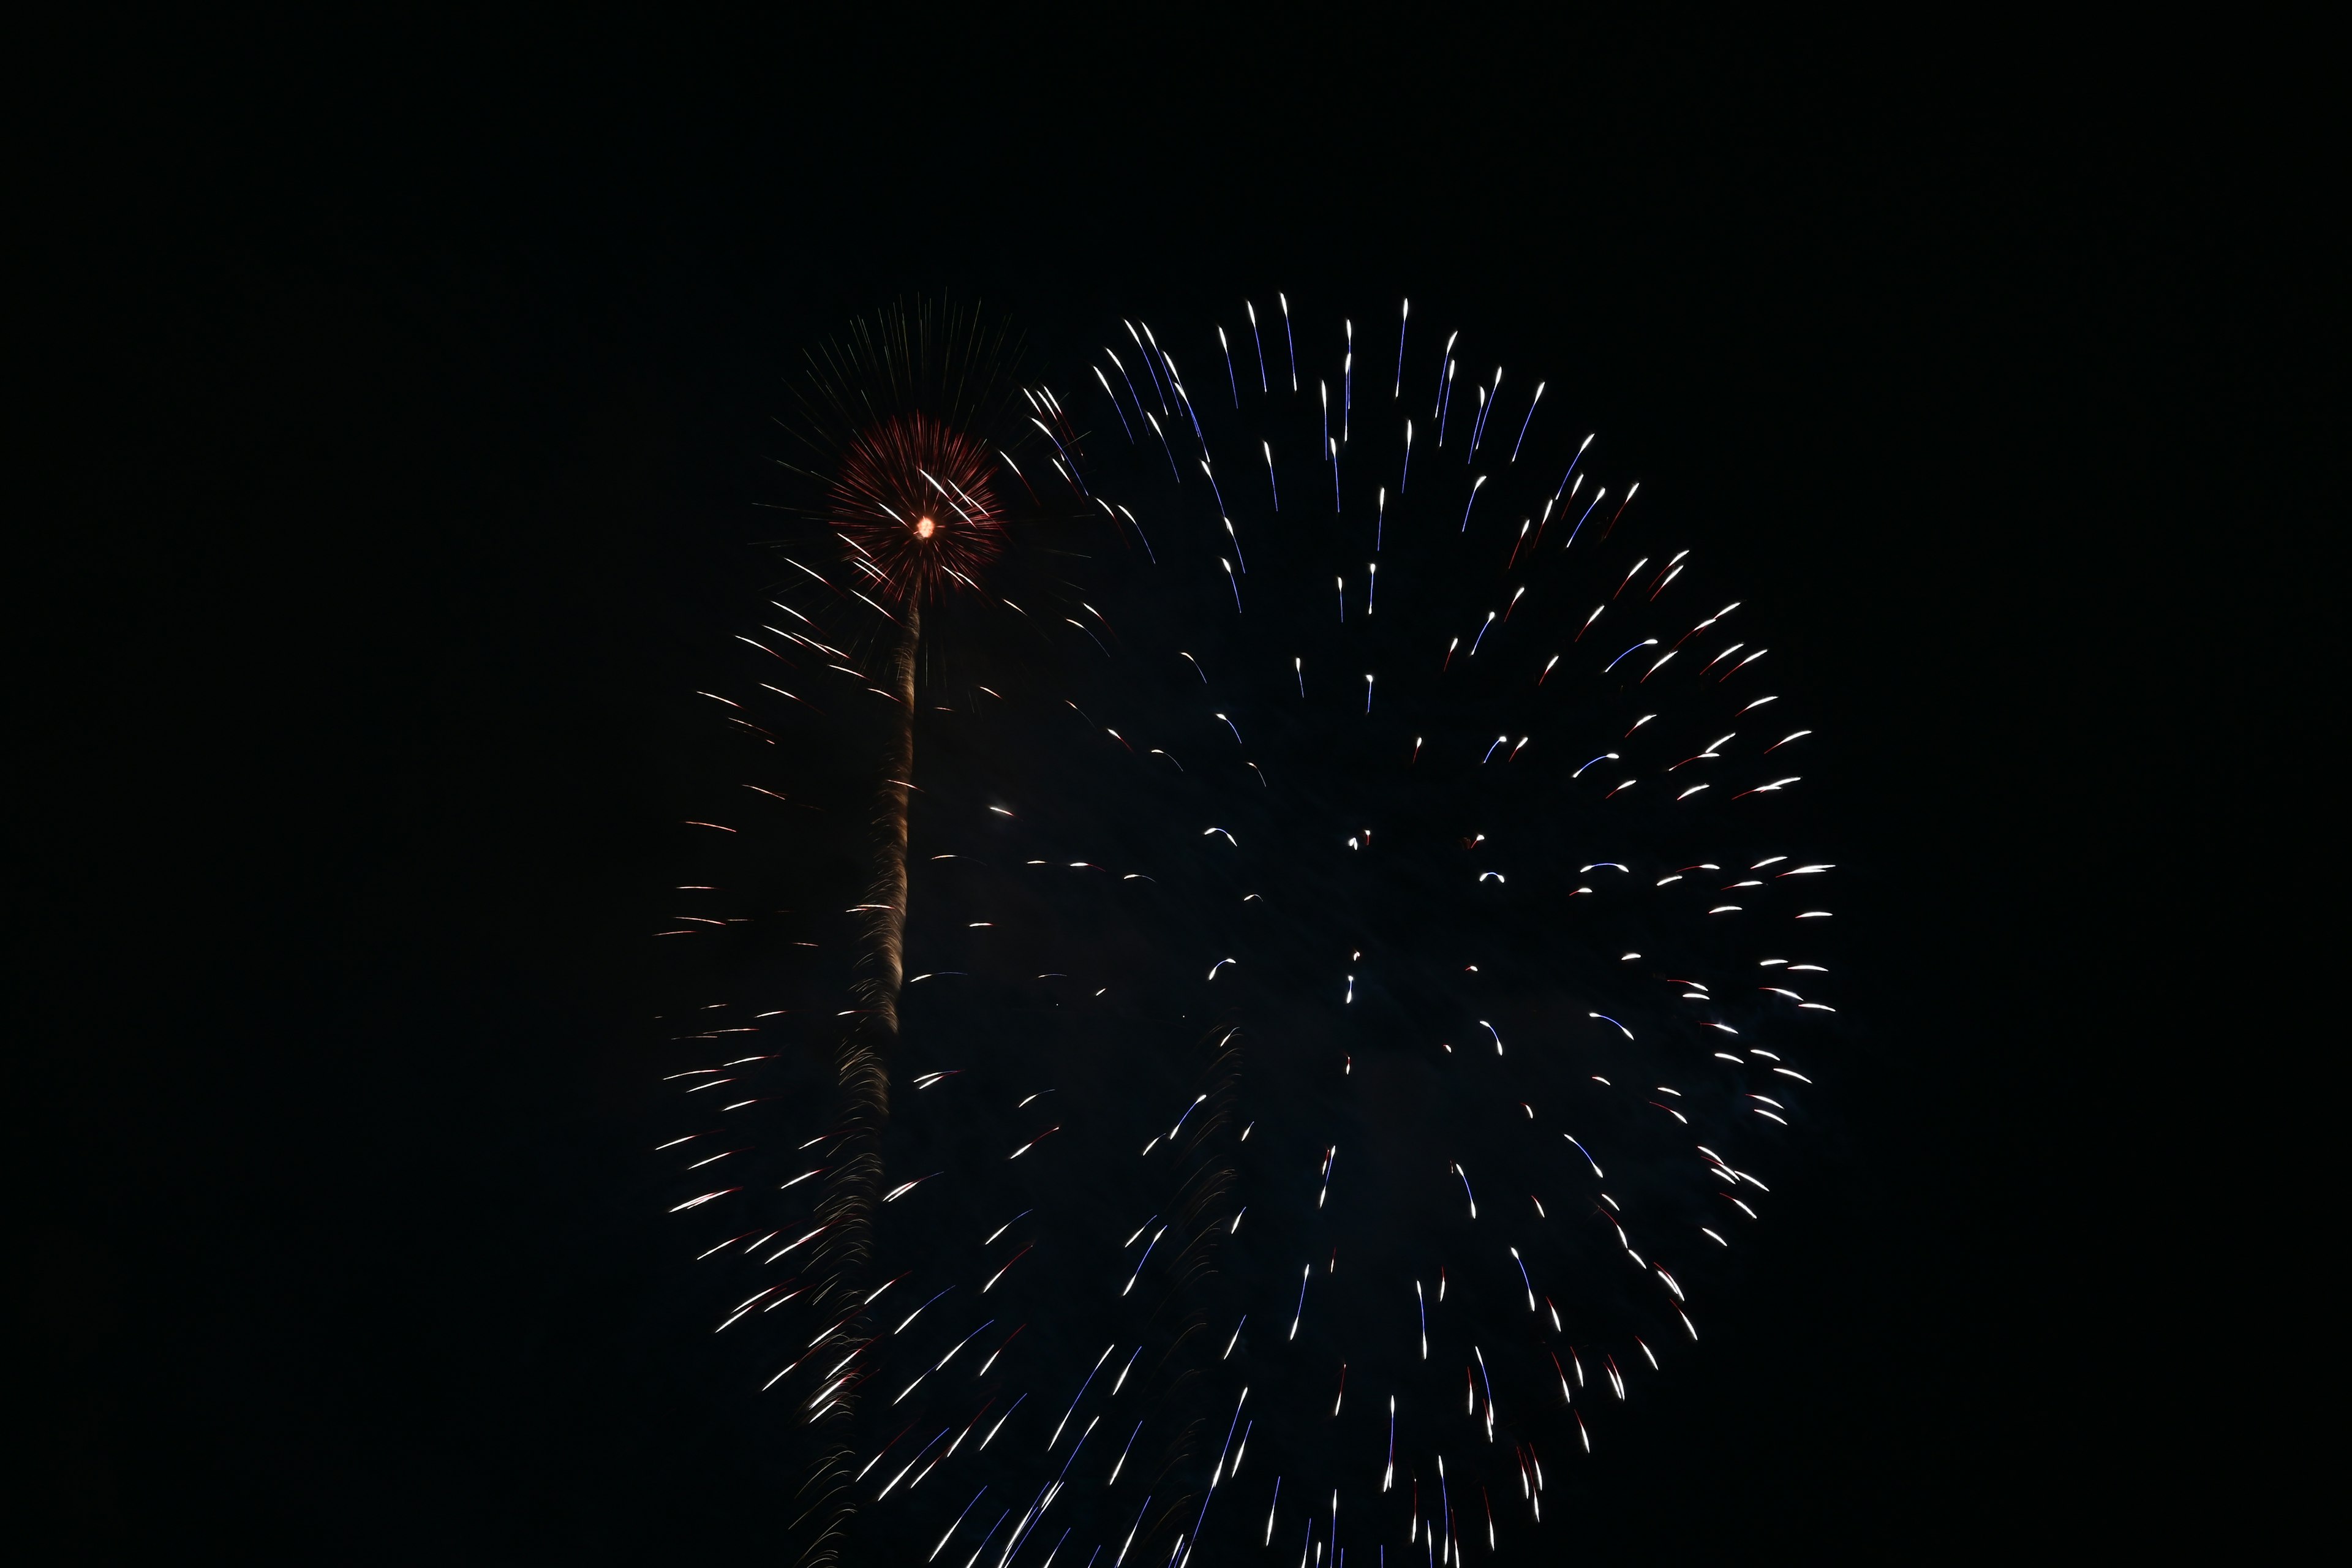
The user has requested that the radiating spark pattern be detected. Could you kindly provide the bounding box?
[662,295,1844,1564]
[831,412,1008,603]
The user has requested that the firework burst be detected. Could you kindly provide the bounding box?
[663,293,1844,1566]
[830,413,1006,606]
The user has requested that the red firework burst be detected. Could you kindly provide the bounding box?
[828,413,1006,604]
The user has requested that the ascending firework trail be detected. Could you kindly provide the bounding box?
[658,296,1846,1566]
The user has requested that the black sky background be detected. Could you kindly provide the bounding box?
[21,15,2314,1563]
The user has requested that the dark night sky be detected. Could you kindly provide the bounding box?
[21,15,2313,1563]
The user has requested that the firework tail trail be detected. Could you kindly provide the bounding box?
[806,595,922,1564]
